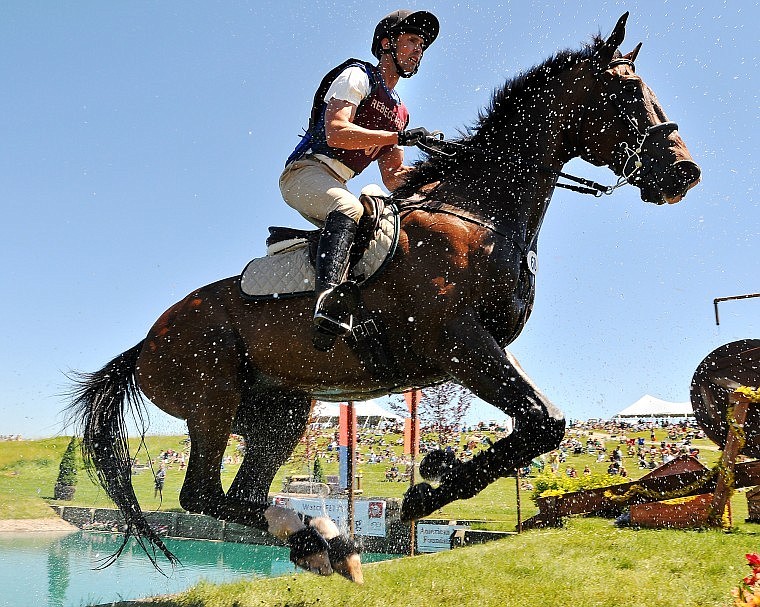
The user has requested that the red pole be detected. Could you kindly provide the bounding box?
[347,400,356,538]
[404,389,421,555]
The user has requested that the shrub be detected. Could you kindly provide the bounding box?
[530,472,626,502]
[313,457,326,484]
[55,437,78,487]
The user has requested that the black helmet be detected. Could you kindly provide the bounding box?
[371,10,439,60]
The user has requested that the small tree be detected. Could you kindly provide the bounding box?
[313,457,326,484]
[54,437,78,500]
[420,383,473,447]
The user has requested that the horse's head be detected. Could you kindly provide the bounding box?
[577,13,701,204]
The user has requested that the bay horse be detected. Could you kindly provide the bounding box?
[68,13,700,581]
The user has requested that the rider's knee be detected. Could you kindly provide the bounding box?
[332,198,363,223]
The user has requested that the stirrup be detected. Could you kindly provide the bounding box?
[313,310,354,336]
[312,282,360,335]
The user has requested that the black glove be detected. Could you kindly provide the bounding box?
[397,127,431,146]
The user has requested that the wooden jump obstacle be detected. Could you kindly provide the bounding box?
[524,339,760,530]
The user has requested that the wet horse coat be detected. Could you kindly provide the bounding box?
[69,14,699,574]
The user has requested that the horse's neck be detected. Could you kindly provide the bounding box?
[453,80,580,246]
[438,145,562,248]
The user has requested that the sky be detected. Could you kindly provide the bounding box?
[1,1,757,438]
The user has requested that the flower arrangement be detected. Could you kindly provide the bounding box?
[732,553,760,606]
[531,472,626,502]
[736,386,760,403]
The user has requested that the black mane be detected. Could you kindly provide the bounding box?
[395,34,606,198]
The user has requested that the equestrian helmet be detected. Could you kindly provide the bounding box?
[371,10,440,60]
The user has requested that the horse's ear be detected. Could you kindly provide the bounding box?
[624,42,643,63]
[597,12,629,64]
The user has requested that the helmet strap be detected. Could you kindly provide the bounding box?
[383,37,420,78]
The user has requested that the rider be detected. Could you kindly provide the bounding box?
[280,9,439,349]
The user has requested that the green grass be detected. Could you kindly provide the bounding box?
[123,518,758,607]
[0,430,747,528]
[1,430,757,606]
[0,436,71,519]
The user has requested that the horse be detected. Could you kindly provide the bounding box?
[67,13,700,581]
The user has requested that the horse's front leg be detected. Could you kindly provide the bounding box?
[401,309,565,521]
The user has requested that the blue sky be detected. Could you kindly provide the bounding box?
[1,1,757,438]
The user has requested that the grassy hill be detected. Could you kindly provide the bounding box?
[2,431,758,607]
[118,517,757,607]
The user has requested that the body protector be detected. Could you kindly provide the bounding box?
[286,59,409,175]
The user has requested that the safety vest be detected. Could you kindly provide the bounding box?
[286,59,409,176]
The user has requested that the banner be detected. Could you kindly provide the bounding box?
[272,496,387,537]
[338,403,356,447]
[403,418,421,456]
[403,389,423,413]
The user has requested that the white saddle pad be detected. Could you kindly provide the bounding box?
[239,205,399,300]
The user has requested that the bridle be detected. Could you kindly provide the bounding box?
[419,57,679,198]
[574,57,679,196]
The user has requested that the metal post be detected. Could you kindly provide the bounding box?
[409,389,418,556]
[713,292,760,325]
[516,467,523,533]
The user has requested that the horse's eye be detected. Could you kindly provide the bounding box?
[623,81,639,96]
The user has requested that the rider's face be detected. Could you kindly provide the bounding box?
[391,32,425,72]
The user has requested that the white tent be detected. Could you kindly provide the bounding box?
[311,400,403,427]
[614,394,694,419]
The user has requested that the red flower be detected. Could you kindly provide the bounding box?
[747,553,760,568]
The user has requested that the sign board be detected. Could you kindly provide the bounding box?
[272,496,387,537]
[416,523,468,553]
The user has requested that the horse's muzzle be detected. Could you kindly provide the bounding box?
[640,159,701,205]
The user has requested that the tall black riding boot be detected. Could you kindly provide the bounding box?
[312,211,360,351]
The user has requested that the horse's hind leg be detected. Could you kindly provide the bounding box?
[180,403,236,520]
[227,390,312,504]
[402,310,565,521]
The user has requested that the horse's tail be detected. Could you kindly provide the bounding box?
[66,340,177,568]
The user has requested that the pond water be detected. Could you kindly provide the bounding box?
[0,530,397,607]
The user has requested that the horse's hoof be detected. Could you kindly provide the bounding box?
[400,482,439,522]
[419,449,460,481]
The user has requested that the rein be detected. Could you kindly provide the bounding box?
[418,135,616,197]
[417,57,678,198]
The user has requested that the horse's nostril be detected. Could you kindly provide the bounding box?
[674,160,701,187]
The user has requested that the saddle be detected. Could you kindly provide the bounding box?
[239,187,398,301]
[265,189,387,269]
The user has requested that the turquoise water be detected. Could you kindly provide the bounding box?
[0,531,397,607]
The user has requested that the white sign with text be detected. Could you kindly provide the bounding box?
[416,523,468,553]
[272,496,387,537]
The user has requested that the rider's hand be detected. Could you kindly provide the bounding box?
[397,127,431,146]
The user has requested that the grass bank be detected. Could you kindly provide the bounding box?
[0,433,751,527]
[2,434,758,606]
[119,517,756,607]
